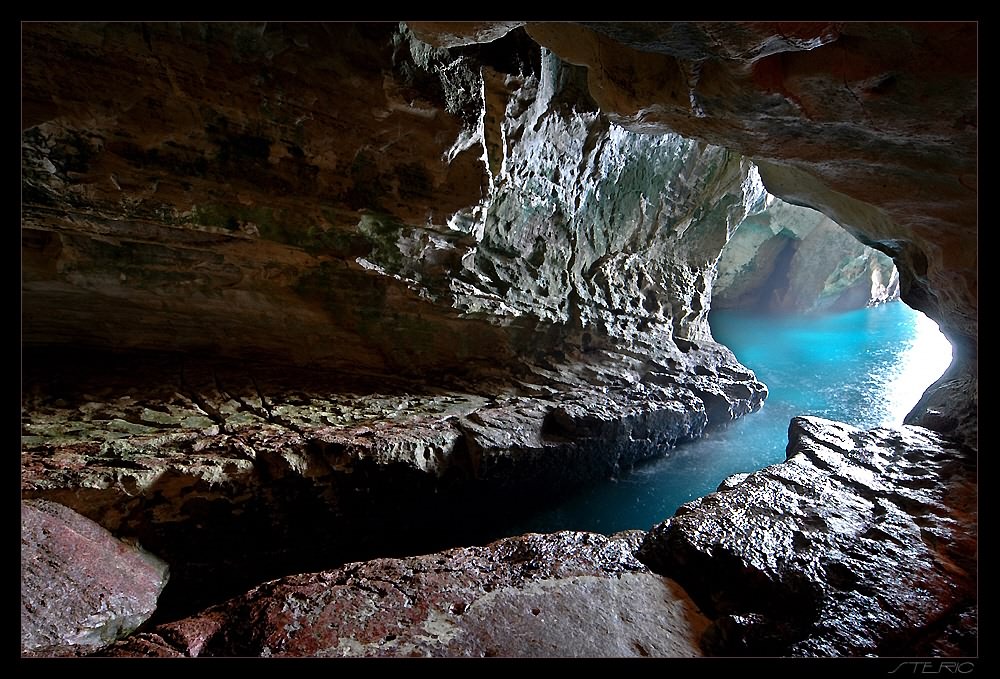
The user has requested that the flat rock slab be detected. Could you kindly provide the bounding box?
[638,416,977,656]
[21,499,170,656]
[103,530,708,657]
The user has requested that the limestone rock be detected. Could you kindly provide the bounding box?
[637,416,977,656]
[21,23,764,387]
[414,20,977,442]
[20,22,978,657]
[101,530,709,657]
[714,195,899,312]
[20,499,169,657]
[523,22,976,347]
[22,20,975,437]
[21,22,503,376]
[21,348,762,622]
[905,358,979,449]
[408,21,525,48]
[22,22,775,622]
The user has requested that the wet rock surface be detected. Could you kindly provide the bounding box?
[21,345,762,622]
[21,21,977,658]
[100,530,709,657]
[638,416,978,656]
[20,499,170,657]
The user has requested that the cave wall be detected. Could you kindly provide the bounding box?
[22,22,774,617]
[412,21,976,443]
[19,23,978,568]
[21,21,978,657]
[22,22,764,382]
[24,22,976,445]
[714,195,899,313]
[21,23,510,376]
[20,21,978,539]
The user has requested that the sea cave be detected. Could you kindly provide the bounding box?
[20,21,977,659]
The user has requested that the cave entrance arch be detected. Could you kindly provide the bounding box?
[708,190,954,430]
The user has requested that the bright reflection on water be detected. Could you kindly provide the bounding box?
[509,301,953,534]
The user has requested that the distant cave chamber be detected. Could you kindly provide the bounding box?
[20,20,976,658]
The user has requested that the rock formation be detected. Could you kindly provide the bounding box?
[638,416,977,656]
[22,23,764,380]
[100,531,708,657]
[21,348,759,621]
[714,195,899,313]
[21,21,977,657]
[21,499,169,656]
[412,21,977,445]
[21,22,768,620]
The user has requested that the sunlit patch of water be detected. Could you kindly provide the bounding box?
[507,301,953,534]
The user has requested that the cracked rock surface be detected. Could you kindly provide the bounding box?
[638,416,978,656]
[21,347,761,622]
[21,499,170,657]
[100,530,709,657]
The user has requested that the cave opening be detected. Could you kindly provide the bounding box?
[487,192,955,537]
[507,301,954,535]
[21,21,975,658]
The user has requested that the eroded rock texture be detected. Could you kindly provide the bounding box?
[413,20,978,446]
[22,346,755,620]
[21,499,169,657]
[21,22,767,498]
[638,417,978,656]
[21,21,978,658]
[22,22,770,619]
[714,195,898,313]
[22,23,764,379]
[100,530,708,658]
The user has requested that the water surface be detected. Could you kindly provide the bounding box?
[510,301,953,534]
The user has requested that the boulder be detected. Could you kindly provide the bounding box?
[102,530,708,657]
[21,499,169,657]
[638,416,977,656]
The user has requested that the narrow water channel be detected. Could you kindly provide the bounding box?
[507,301,954,534]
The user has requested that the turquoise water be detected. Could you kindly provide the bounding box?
[511,301,953,534]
